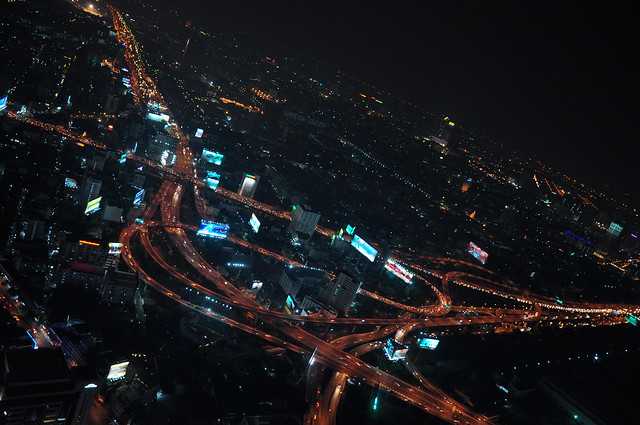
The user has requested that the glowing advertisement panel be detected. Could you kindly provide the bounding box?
[345,224,356,235]
[249,213,260,233]
[64,178,78,190]
[194,128,204,138]
[146,112,170,122]
[351,235,378,262]
[196,220,229,239]
[384,258,414,283]
[84,197,102,215]
[205,171,221,190]
[133,188,145,206]
[417,337,440,350]
[106,361,129,381]
[608,222,623,237]
[202,149,224,165]
[0,95,7,111]
[108,242,122,255]
[467,241,488,264]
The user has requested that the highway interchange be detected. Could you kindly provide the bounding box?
[4,5,640,424]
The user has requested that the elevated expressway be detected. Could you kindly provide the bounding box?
[3,6,638,424]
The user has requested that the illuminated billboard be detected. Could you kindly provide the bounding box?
[196,220,229,239]
[384,258,414,283]
[64,178,78,190]
[467,241,488,264]
[345,224,356,235]
[133,188,145,206]
[417,337,440,350]
[0,95,7,112]
[351,235,378,262]
[608,222,623,237]
[108,242,122,255]
[238,173,260,198]
[194,128,204,138]
[118,152,127,164]
[106,361,129,381]
[202,149,224,165]
[205,171,221,190]
[146,112,170,122]
[249,213,260,233]
[84,197,102,215]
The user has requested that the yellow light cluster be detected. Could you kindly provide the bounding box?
[219,97,262,114]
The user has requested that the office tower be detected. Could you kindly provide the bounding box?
[145,133,177,165]
[430,116,460,152]
[289,205,321,237]
[0,348,81,425]
[278,267,326,300]
[70,383,98,425]
[320,271,361,313]
[79,177,102,206]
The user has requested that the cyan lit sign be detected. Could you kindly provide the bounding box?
[351,235,377,262]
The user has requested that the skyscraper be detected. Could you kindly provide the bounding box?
[289,205,321,237]
[320,271,361,313]
[430,116,460,151]
[0,348,83,425]
[79,177,102,206]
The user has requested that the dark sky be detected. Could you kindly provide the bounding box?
[156,0,639,200]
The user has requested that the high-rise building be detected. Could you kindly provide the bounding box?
[146,133,177,165]
[430,116,460,152]
[70,383,98,425]
[100,269,139,308]
[320,271,361,313]
[79,177,102,205]
[289,205,321,236]
[102,205,123,223]
[278,267,326,300]
[238,173,260,198]
[0,348,82,425]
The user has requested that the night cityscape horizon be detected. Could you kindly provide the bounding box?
[1,1,639,425]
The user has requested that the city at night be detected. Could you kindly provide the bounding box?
[1,1,639,424]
